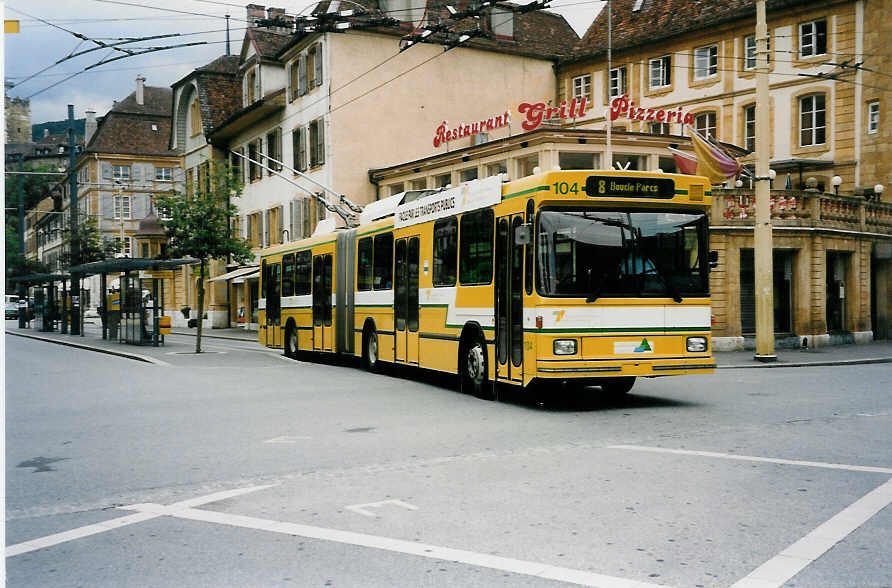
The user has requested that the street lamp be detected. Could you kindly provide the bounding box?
[831,175,842,196]
[874,184,885,202]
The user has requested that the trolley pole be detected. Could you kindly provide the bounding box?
[16,153,27,328]
[753,0,776,361]
[68,104,81,336]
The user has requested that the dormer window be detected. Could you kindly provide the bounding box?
[244,68,259,105]
[490,6,513,38]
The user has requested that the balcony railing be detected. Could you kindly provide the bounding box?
[711,189,892,235]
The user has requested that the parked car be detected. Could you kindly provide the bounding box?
[6,294,20,319]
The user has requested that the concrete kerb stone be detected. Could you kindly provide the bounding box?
[717,357,892,369]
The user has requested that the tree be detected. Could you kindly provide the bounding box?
[154,162,253,353]
[4,162,60,282]
[59,216,119,266]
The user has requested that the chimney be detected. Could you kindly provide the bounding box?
[268,7,284,20]
[247,4,265,26]
[136,75,146,105]
[85,110,97,145]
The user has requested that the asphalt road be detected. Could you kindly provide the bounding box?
[5,334,891,587]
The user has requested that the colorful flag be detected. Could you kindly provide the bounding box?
[688,128,741,184]
[668,147,698,175]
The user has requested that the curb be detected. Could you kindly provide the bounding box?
[7,331,170,366]
[717,357,892,369]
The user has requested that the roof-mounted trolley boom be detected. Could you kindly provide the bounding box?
[229,150,363,228]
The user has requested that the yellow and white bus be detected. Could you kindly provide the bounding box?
[258,169,716,399]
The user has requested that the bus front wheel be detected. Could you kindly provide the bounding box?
[461,336,493,400]
[601,376,635,396]
[284,325,297,359]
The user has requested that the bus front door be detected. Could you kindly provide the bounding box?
[312,253,334,352]
[495,215,524,384]
[394,236,420,365]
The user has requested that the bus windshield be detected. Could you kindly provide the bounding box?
[536,209,709,300]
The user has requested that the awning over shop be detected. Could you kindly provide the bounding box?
[208,265,259,282]
[9,273,69,284]
[232,270,259,284]
[67,258,197,276]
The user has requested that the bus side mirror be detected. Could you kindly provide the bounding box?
[709,250,719,269]
[514,224,532,246]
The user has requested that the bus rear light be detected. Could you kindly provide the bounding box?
[536,315,543,329]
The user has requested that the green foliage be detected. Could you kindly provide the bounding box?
[4,162,61,213]
[6,222,50,279]
[153,162,252,266]
[59,216,119,266]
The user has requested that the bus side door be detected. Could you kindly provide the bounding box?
[394,236,420,365]
[495,214,524,384]
[265,261,282,348]
[312,252,334,352]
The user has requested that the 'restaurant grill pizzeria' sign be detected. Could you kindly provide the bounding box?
[433,94,696,147]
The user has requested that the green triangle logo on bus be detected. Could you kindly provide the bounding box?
[634,338,652,352]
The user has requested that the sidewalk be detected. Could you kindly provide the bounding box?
[4,320,260,365]
[7,319,892,369]
[713,340,892,369]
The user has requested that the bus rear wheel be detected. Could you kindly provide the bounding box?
[601,376,635,396]
[284,325,297,359]
[363,329,380,372]
[460,336,494,400]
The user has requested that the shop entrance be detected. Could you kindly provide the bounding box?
[740,249,794,334]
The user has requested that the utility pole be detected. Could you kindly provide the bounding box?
[753,0,776,361]
[604,0,612,170]
[67,104,81,336]
[16,153,27,328]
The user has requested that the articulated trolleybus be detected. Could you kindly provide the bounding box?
[258,170,716,399]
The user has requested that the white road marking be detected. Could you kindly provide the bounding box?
[120,503,669,588]
[345,499,419,517]
[263,435,312,444]
[4,484,275,557]
[729,478,892,588]
[608,445,892,474]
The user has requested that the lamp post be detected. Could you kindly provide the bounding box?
[831,175,842,196]
[874,184,885,202]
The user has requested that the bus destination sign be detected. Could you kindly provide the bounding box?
[585,175,675,199]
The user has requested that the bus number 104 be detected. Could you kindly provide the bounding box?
[552,182,580,195]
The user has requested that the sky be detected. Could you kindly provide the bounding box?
[3,0,604,126]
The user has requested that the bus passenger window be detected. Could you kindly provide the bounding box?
[433,217,457,287]
[357,237,373,291]
[294,250,312,295]
[282,253,295,297]
[459,209,494,285]
[373,233,393,290]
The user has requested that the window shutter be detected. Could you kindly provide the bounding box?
[298,54,307,96]
[102,162,113,180]
[316,119,325,166]
[286,63,293,101]
[302,198,311,238]
[262,210,269,248]
[253,68,261,102]
[314,43,323,87]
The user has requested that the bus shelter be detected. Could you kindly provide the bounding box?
[9,273,69,332]
[68,258,195,346]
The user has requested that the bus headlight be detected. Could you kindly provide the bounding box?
[686,336,708,352]
[553,339,577,355]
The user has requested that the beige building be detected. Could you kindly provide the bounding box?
[549,0,892,347]
[206,3,578,328]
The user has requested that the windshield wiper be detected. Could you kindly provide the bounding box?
[648,258,683,303]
